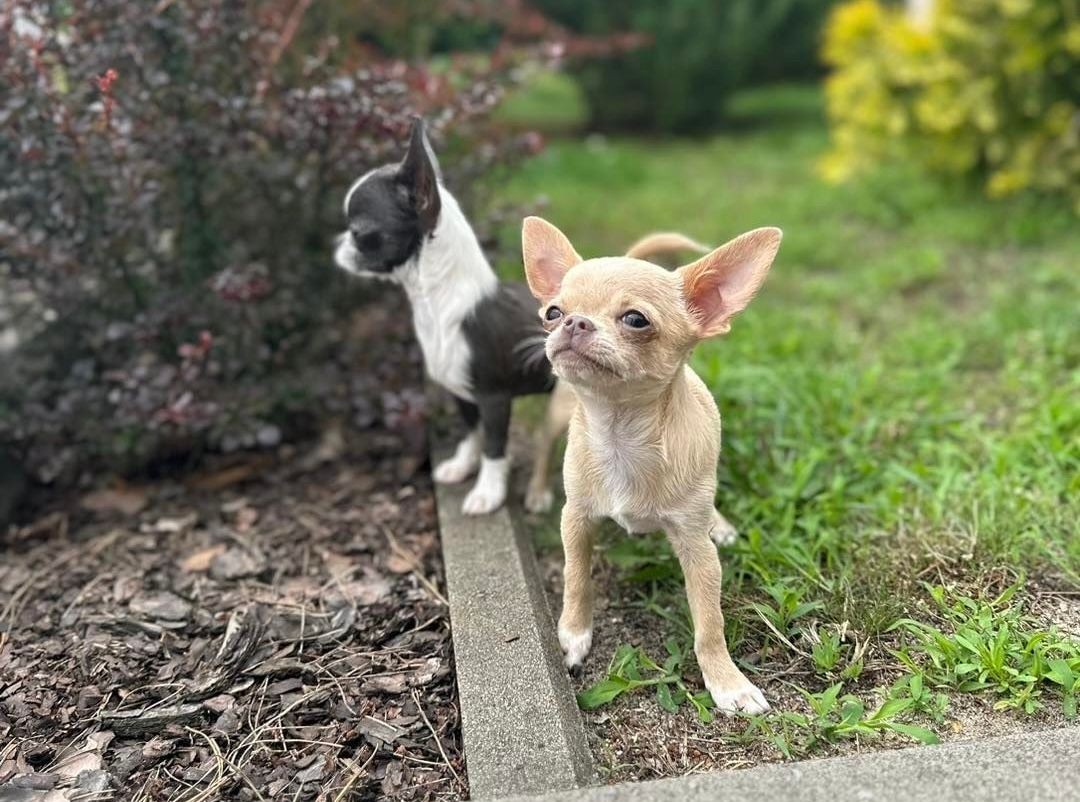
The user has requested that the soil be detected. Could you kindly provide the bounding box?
[0,297,467,801]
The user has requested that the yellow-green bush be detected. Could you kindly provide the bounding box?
[821,0,1080,212]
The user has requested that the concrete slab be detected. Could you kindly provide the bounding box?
[494,726,1080,802]
[434,467,593,799]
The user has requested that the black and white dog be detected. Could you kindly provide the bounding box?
[334,119,566,515]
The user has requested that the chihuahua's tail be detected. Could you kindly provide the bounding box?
[625,232,710,262]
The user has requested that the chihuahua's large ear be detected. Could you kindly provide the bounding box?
[678,227,782,337]
[399,117,441,233]
[522,216,582,301]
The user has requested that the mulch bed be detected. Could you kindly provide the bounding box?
[0,297,467,801]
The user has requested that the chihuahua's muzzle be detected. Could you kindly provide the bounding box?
[551,315,596,356]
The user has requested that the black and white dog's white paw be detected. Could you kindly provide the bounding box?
[461,457,508,515]
[433,431,481,485]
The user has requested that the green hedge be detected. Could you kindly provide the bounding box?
[537,0,837,132]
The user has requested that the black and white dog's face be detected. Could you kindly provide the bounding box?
[334,118,442,277]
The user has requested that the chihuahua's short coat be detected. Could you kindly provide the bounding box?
[521,216,782,714]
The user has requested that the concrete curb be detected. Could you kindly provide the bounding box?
[433,449,593,799]
[493,726,1080,802]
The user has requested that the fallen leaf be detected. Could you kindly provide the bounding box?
[295,755,325,785]
[411,657,443,686]
[234,506,258,532]
[302,420,345,469]
[385,552,413,574]
[185,456,272,491]
[347,574,392,605]
[152,513,198,534]
[52,731,113,778]
[11,511,68,543]
[362,674,408,694]
[201,694,235,713]
[101,704,202,736]
[321,551,354,578]
[112,575,140,603]
[358,716,403,745]
[266,678,303,696]
[180,544,226,573]
[81,486,147,516]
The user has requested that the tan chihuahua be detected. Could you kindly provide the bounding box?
[521,216,782,715]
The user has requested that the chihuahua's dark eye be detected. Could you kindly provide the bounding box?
[621,310,650,329]
[545,306,563,322]
[354,231,382,252]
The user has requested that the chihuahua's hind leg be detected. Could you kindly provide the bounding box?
[709,509,738,546]
[462,394,511,515]
[525,381,576,513]
[434,398,482,484]
[668,515,769,715]
[558,503,597,670]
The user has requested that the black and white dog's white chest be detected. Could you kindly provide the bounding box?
[408,297,476,401]
[407,280,554,403]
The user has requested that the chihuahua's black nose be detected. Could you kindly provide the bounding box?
[562,315,595,334]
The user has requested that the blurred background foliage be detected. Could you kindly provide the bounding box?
[0,0,1076,503]
[0,0,619,486]
[821,0,1080,211]
[534,0,837,132]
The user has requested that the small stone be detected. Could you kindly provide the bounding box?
[77,686,103,712]
[76,769,112,793]
[202,694,235,713]
[129,592,191,621]
[265,677,303,696]
[209,549,264,580]
[11,773,58,790]
[212,709,240,734]
[295,756,325,785]
[256,424,281,448]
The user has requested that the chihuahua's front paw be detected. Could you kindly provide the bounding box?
[524,485,554,514]
[710,511,738,547]
[434,454,478,485]
[558,624,592,669]
[707,675,769,716]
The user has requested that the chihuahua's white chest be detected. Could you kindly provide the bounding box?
[582,407,668,532]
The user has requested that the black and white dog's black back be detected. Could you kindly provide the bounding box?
[335,118,565,514]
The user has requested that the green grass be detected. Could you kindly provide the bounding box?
[485,85,1080,755]
[494,68,588,134]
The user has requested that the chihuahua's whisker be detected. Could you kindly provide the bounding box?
[512,335,547,354]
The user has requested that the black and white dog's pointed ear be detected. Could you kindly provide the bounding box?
[400,116,441,234]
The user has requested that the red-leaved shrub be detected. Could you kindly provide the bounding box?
[0,0,601,486]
